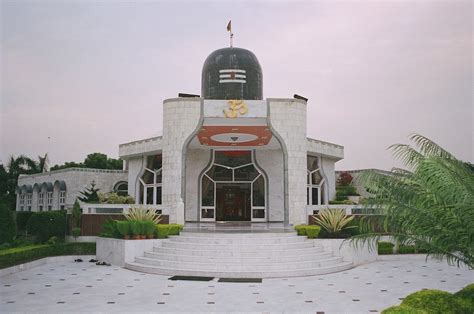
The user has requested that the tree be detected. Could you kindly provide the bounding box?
[84,153,108,169]
[71,200,82,228]
[50,153,122,170]
[352,134,474,268]
[78,181,100,203]
[0,202,16,243]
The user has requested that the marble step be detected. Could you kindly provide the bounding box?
[160,240,317,250]
[144,250,334,263]
[154,245,325,257]
[179,231,298,238]
[125,261,354,278]
[168,235,307,244]
[134,256,344,271]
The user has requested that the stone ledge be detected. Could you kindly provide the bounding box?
[315,239,378,266]
[96,237,164,267]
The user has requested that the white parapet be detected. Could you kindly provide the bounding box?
[96,238,164,267]
[315,238,378,266]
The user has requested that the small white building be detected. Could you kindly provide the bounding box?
[16,46,344,226]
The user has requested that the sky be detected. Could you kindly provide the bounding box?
[1,0,472,171]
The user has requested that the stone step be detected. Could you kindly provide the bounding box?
[179,231,297,238]
[168,235,307,244]
[154,245,325,257]
[125,261,354,278]
[160,240,317,250]
[134,256,344,271]
[144,251,334,263]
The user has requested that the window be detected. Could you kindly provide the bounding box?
[114,182,128,196]
[26,194,32,211]
[19,194,25,211]
[47,192,53,210]
[59,191,66,210]
[139,155,162,205]
[307,156,325,205]
[38,192,45,211]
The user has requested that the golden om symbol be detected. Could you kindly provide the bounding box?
[223,100,248,118]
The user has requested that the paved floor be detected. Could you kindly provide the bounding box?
[1,256,472,313]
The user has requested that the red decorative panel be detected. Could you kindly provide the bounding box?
[198,126,272,147]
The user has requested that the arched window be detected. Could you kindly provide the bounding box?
[114,181,128,197]
[307,156,325,205]
[139,155,162,205]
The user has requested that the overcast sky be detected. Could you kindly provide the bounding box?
[1,0,472,171]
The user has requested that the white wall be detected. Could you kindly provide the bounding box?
[255,149,284,222]
[161,98,202,224]
[184,149,211,221]
[127,156,145,203]
[321,157,337,202]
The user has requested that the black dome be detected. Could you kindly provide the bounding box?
[201,47,263,100]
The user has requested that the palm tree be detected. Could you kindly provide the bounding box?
[352,134,473,268]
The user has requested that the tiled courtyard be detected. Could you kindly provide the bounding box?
[1,256,472,313]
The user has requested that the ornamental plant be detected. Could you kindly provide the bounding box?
[116,221,131,240]
[129,221,141,240]
[143,221,156,239]
[352,134,474,268]
[312,208,355,236]
[124,206,162,224]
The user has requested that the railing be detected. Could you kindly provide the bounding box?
[306,205,362,216]
[18,167,127,179]
[80,203,170,215]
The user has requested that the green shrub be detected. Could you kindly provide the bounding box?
[382,305,427,313]
[130,221,141,236]
[26,210,66,243]
[71,227,81,239]
[294,225,307,236]
[305,225,321,239]
[143,221,156,237]
[15,212,34,232]
[378,242,395,255]
[155,224,170,239]
[0,203,15,244]
[168,224,183,236]
[0,242,96,269]
[399,245,416,254]
[116,221,130,238]
[454,284,474,309]
[99,219,120,238]
[401,289,471,314]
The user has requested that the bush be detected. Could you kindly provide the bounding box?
[454,284,474,309]
[26,210,66,243]
[155,224,170,239]
[116,221,130,238]
[130,221,141,237]
[399,245,416,254]
[168,224,183,236]
[0,203,16,244]
[143,221,156,237]
[401,289,471,314]
[15,212,34,232]
[71,227,81,239]
[99,219,120,238]
[305,225,321,239]
[98,192,135,204]
[382,305,427,313]
[378,242,394,255]
[294,225,307,236]
[0,242,96,269]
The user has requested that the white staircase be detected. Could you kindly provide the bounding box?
[125,231,353,278]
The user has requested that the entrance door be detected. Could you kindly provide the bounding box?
[216,183,251,221]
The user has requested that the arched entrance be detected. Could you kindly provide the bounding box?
[200,150,266,222]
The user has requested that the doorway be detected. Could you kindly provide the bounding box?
[216,183,251,221]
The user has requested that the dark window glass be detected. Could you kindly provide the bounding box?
[142,170,154,184]
[206,165,232,181]
[311,187,319,205]
[307,156,318,171]
[253,208,265,219]
[234,164,259,181]
[202,208,214,219]
[311,171,323,185]
[214,151,251,168]
[201,176,214,206]
[115,183,128,196]
[252,176,265,207]
[156,186,162,205]
[146,187,153,205]
[147,155,162,171]
[307,187,310,205]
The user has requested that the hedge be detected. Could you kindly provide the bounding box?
[294,225,321,238]
[454,284,474,309]
[15,212,34,232]
[0,203,15,244]
[26,210,67,243]
[0,242,96,269]
[378,242,394,254]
